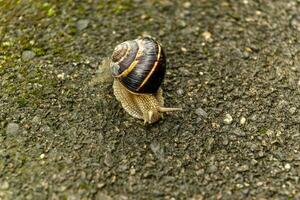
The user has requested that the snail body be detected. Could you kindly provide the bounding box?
[110,37,181,124]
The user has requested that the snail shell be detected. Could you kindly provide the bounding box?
[110,37,166,94]
[110,37,181,124]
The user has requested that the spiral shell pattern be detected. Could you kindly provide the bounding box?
[110,37,166,94]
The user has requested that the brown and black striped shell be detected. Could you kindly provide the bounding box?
[110,37,166,94]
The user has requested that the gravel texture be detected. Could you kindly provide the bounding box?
[1,0,300,199]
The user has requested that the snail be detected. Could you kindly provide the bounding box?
[110,36,182,124]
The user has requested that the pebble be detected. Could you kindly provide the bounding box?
[222,137,229,146]
[208,165,218,173]
[196,169,204,176]
[258,151,264,158]
[97,183,106,189]
[178,20,187,27]
[176,89,184,95]
[233,128,246,136]
[0,181,9,190]
[202,31,212,41]
[6,122,20,135]
[32,116,41,124]
[76,19,89,31]
[223,114,233,124]
[150,142,164,160]
[243,51,250,59]
[256,182,264,186]
[250,159,258,165]
[158,29,165,36]
[95,192,112,200]
[190,194,204,200]
[40,153,46,159]
[289,107,296,114]
[237,165,249,172]
[195,107,207,118]
[140,14,148,20]
[40,125,51,133]
[57,73,66,80]
[207,138,214,151]
[22,50,36,61]
[240,117,246,125]
[104,152,114,167]
[183,2,191,9]
[179,67,190,75]
[284,163,291,170]
[291,15,300,32]
[243,0,249,5]
[115,195,128,200]
[130,168,136,175]
[266,129,273,137]
[181,47,187,53]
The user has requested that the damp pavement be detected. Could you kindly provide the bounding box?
[1,1,300,199]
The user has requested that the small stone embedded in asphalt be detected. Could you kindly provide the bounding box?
[190,194,204,200]
[196,169,204,176]
[207,138,215,151]
[251,159,258,165]
[289,107,296,114]
[0,181,9,190]
[97,183,106,189]
[130,168,136,175]
[95,192,112,200]
[178,20,187,27]
[179,67,190,75]
[256,182,264,186]
[76,19,89,31]
[222,137,229,145]
[183,2,191,9]
[243,51,250,59]
[266,129,274,137]
[104,152,114,167]
[6,122,20,135]
[285,163,291,170]
[150,142,164,160]
[177,89,184,95]
[22,50,36,61]
[240,117,246,125]
[40,125,51,133]
[202,31,212,42]
[57,73,66,80]
[233,128,246,136]
[237,165,249,172]
[195,107,207,117]
[40,153,46,159]
[181,47,187,53]
[158,29,165,36]
[224,114,233,124]
[141,14,148,20]
[32,116,41,124]
[291,15,300,31]
[208,165,218,173]
[258,151,265,158]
